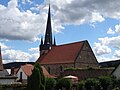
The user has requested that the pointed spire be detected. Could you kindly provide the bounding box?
[44,4,52,45]
[41,36,43,45]
[0,46,3,71]
[53,36,56,46]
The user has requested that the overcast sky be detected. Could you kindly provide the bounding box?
[0,0,120,63]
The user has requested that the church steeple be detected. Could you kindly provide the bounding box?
[41,36,43,45]
[53,36,56,46]
[39,4,55,56]
[44,4,52,45]
[0,46,3,71]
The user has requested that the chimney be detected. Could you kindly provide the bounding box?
[11,67,15,76]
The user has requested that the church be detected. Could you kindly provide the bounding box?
[37,5,99,76]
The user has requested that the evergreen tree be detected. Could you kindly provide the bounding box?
[27,62,45,90]
[34,62,46,88]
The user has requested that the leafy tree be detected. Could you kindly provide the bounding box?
[56,78,72,90]
[27,62,45,90]
[45,77,56,90]
[99,76,113,90]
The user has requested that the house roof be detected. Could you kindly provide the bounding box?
[21,64,34,77]
[20,64,55,78]
[37,41,86,64]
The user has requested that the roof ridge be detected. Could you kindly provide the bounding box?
[55,40,87,47]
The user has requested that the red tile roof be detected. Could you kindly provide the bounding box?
[37,41,85,64]
[21,64,56,78]
[21,64,34,77]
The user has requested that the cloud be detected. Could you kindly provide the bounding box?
[3,49,31,61]
[0,43,9,50]
[107,24,120,35]
[93,42,111,56]
[93,36,120,61]
[114,50,120,58]
[2,49,39,63]
[0,42,39,63]
[91,12,104,23]
[0,0,48,41]
[98,36,120,49]
[97,56,118,62]
[115,24,120,33]
[93,23,120,62]
[51,0,120,25]
[20,0,33,4]
[29,47,39,53]
[107,28,115,35]
[1,0,120,41]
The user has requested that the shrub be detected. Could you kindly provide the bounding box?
[45,78,56,90]
[114,77,120,88]
[85,78,100,90]
[77,80,85,90]
[99,76,113,90]
[56,78,72,90]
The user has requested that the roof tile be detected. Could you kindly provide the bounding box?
[37,41,85,64]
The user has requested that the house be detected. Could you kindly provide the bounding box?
[0,46,17,84]
[37,5,99,76]
[111,63,120,78]
[16,64,55,83]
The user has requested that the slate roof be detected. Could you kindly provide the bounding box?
[37,41,86,64]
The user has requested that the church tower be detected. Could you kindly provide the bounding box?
[39,4,56,55]
[0,46,3,71]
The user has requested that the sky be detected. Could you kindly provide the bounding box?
[0,0,120,63]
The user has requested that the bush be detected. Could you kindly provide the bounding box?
[85,78,100,90]
[99,76,113,90]
[56,78,72,90]
[114,77,120,88]
[77,80,85,90]
[45,78,56,90]
[0,86,2,90]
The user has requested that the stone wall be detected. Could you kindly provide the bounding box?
[62,68,113,80]
[42,63,74,76]
[75,41,99,68]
